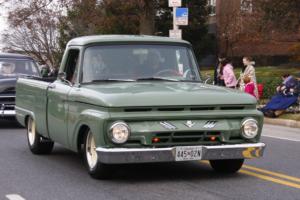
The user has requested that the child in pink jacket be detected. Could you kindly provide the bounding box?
[244,75,256,98]
[221,62,237,88]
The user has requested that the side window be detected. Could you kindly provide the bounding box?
[64,49,80,84]
[208,0,216,16]
[241,0,253,13]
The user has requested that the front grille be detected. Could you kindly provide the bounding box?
[0,104,15,110]
[2,87,15,94]
[0,96,15,105]
[123,106,246,112]
[220,106,245,110]
[124,108,152,112]
[190,107,215,111]
[157,107,185,111]
[152,131,221,146]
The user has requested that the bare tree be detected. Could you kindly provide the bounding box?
[255,0,300,61]
[1,0,64,68]
[217,1,242,56]
[217,0,261,57]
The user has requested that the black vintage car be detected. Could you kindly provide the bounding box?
[0,53,40,119]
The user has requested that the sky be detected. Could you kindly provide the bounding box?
[0,3,9,49]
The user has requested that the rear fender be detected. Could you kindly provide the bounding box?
[15,106,35,128]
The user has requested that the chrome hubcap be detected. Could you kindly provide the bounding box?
[86,131,98,169]
[28,118,36,146]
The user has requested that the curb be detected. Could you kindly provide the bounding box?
[264,117,300,129]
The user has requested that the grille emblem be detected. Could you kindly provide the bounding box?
[184,120,195,128]
[203,121,217,129]
[159,121,177,130]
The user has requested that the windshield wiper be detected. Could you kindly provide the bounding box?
[178,79,201,83]
[91,79,136,83]
[136,77,179,82]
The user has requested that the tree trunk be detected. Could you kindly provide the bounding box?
[139,1,155,35]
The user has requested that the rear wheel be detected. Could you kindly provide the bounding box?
[84,130,112,179]
[27,117,54,154]
[209,159,244,173]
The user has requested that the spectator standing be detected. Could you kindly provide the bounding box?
[214,56,226,86]
[239,57,258,99]
[221,58,237,88]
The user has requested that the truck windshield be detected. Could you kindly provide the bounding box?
[0,58,39,77]
[82,45,201,83]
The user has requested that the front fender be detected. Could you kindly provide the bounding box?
[68,109,110,152]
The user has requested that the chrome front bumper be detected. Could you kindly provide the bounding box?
[96,143,266,164]
[0,110,16,117]
[0,103,15,117]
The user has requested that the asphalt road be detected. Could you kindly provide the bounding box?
[0,120,299,200]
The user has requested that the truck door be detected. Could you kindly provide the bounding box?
[47,49,80,147]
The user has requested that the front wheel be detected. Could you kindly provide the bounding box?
[209,159,244,173]
[27,117,54,154]
[84,130,112,179]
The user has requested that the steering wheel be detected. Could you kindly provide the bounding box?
[183,69,191,78]
[154,69,179,77]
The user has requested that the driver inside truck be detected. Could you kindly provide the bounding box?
[86,51,108,81]
[141,50,162,77]
[1,62,16,75]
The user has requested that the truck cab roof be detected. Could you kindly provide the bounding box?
[0,53,34,60]
[67,35,191,46]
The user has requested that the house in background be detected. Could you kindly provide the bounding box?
[207,0,300,66]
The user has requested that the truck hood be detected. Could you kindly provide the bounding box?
[0,77,17,94]
[77,82,257,107]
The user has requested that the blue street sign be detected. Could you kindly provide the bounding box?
[175,8,188,25]
[176,8,188,18]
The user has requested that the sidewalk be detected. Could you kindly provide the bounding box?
[264,117,300,129]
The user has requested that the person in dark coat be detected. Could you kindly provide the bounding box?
[260,74,299,118]
[214,55,226,86]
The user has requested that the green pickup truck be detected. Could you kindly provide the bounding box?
[16,35,265,179]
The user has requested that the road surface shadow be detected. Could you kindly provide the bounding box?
[0,119,24,129]
[109,162,242,182]
[48,146,242,182]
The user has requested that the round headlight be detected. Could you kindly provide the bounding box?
[109,122,130,144]
[241,118,259,139]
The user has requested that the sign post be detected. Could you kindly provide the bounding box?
[168,0,188,40]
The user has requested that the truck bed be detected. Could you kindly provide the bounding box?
[15,77,52,137]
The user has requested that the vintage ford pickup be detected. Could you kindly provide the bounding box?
[16,35,265,179]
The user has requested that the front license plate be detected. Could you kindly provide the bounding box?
[175,146,202,161]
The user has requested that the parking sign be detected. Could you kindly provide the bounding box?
[169,29,182,39]
[176,8,188,26]
[169,0,181,7]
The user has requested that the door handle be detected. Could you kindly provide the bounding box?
[49,84,56,89]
